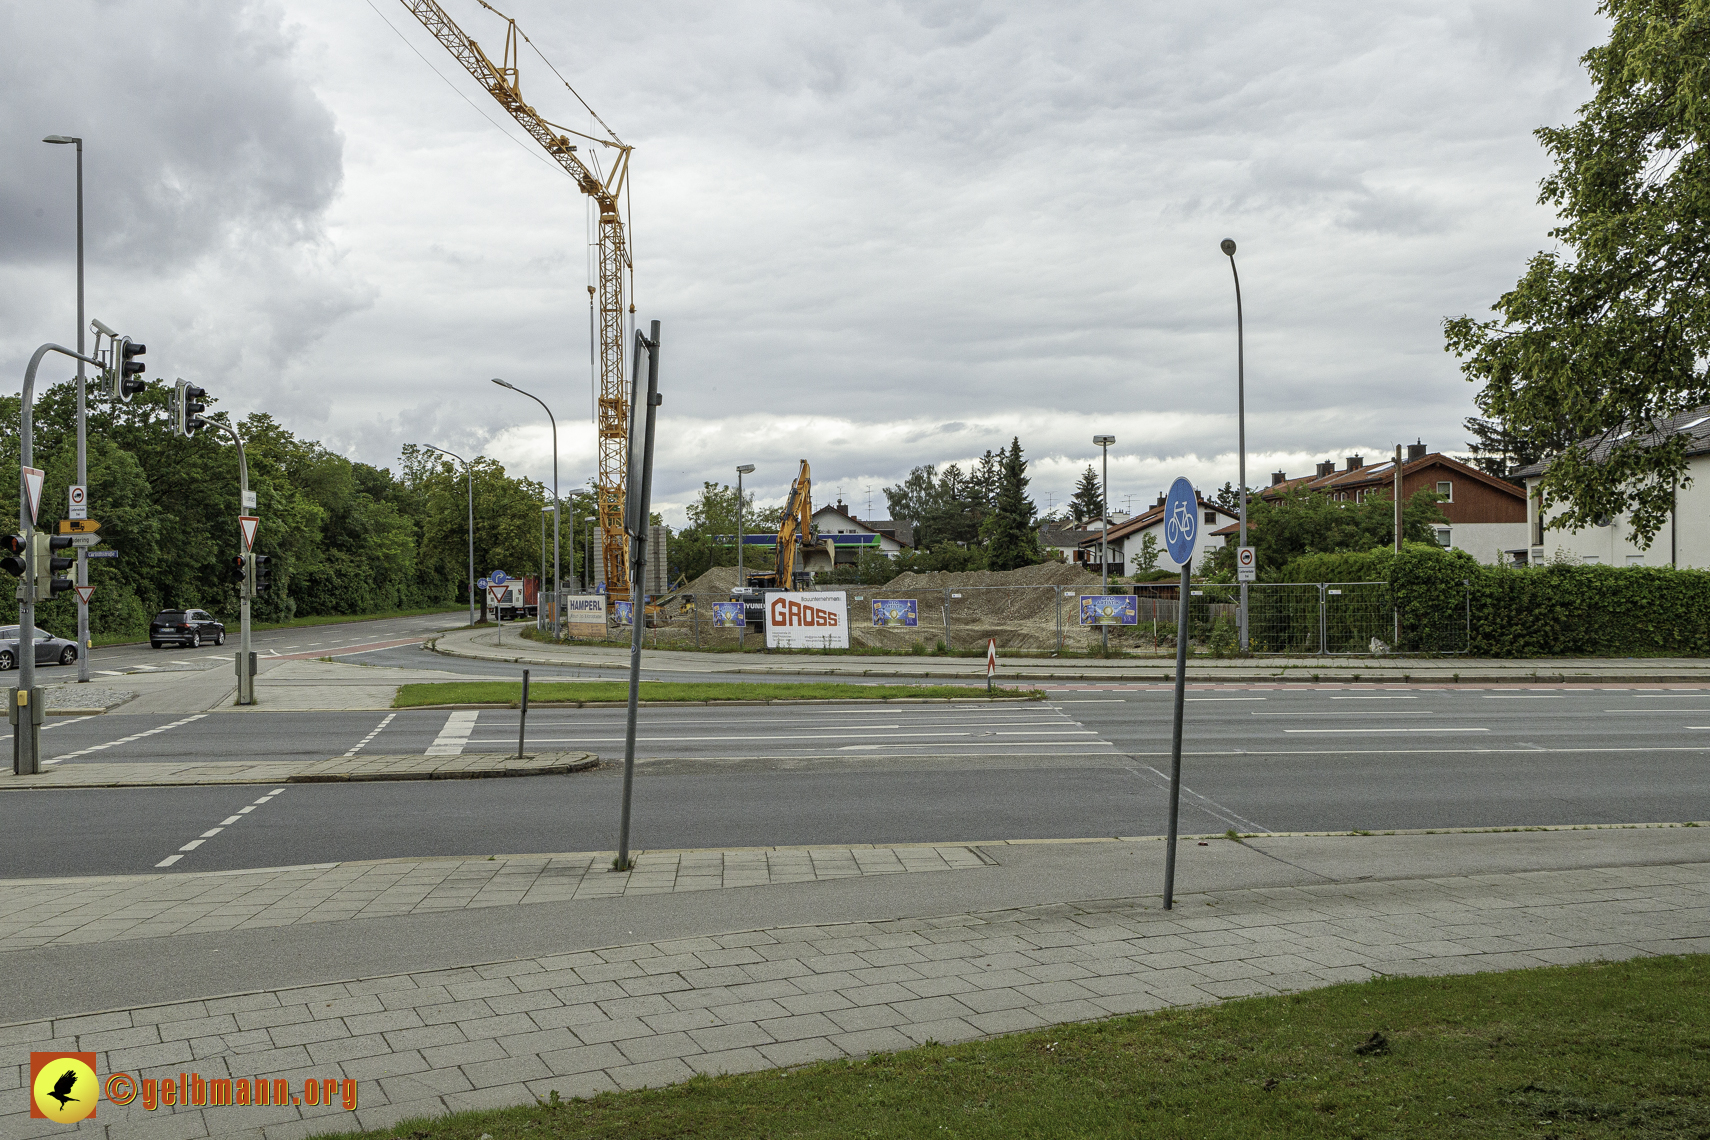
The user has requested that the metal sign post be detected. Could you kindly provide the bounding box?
[1161,476,1199,910]
[616,320,662,872]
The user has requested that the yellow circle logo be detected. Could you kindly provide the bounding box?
[33,1056,98,1123]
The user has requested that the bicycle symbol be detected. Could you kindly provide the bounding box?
[1165,500,1197,546]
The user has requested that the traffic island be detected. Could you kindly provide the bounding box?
[0,751,597,788]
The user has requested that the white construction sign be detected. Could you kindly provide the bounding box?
[564,593,607,639]
[764,591,849,649]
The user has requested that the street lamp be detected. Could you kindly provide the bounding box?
[43,134,92,684]
[492,379,559,630]
[423,444,476,625]
[1222,238,1249,652]
[1093,435,1115,651]
[736,464,754,648]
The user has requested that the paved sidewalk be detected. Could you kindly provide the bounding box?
[0,752,597,789]
[6,851,1706,1140]
[0,845,987,951]
[430,625,1710,684]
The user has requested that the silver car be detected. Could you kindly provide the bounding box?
[0,626,79,670]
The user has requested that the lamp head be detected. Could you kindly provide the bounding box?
[1220,238,1237,256]
[1093,435,1116,447]
[736,464,755,475]
[42,135,79,145]
[491,378,514,390]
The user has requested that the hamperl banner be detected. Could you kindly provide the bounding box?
[764,591,849,649]
[565,594,607,639]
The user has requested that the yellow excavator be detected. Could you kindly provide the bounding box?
[734,460,823,625]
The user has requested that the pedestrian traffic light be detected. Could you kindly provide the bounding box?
[117,337,147,402]
[253,554,271,594]
[30,533,74,596]
[174,378,207,437]
[0,535,24,578]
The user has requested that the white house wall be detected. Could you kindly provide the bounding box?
[1442,523,1528,566]
[1526,454,1709,568]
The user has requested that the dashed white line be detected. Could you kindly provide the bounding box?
[46,714,208,764]
[155,789,284,868]
[344,712,397,757]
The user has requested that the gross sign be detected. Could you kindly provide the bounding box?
[1237,545,1256,582]
[711,602,745,629]
[870,599,918,628]
[764,591,849,649]
[1079,595,1139,625]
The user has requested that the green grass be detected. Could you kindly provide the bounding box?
[392,680,1039,707]
[323,955,1710,1139]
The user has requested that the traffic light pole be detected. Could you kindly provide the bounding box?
[15,343,101,774]
[205,420,254,706]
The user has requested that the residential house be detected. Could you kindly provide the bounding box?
[1040,520,1115,566]
[1510,407,1710,568]
[799,501,915,574]
[1078,496,1240,575]
[1225,443,1528,564]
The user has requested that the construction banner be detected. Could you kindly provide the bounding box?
[764,591,848,650]
[870,599,918,628]
[711,602,744,629]
[1080,595,1139,626]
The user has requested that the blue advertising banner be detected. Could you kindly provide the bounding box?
[614,601,634,626]
[1080,594,1139,626]
[871,599,918,628]
[711,602,745,629]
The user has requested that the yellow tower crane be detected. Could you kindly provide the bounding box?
[398,0,636,599]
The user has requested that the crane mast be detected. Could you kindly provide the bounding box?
[398,0,636,600]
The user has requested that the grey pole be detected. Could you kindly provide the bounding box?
[423,445,475,625]
[736,463,754,649]
[617,320,662,871]
[1094,435,1115,652]
[15,343,101,774]
[1222,239,1249,653]
[492,380,559,635]
[206,419,253,704]
[1163,558,1191,909]
[44,136,90,683]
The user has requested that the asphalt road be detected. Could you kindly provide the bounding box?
[4,685,1708,877]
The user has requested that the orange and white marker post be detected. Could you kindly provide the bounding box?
[985,637,997,693]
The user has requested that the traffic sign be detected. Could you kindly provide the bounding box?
[242,490,257,510]
[488,584,507,606]
[21,467,43,525]
[985,638,997,677]
[1162,477,1198,566]
[477,577,489,590]
[73,585,94,606]
[87,551,118,559]
[1237,545,1256,582]
[490,570,508,585]
[239,516,259,551]
[70,534,99,548]
[57,519,101,535]
[68,484,87,520]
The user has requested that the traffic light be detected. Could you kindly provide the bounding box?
[253,554,271,594]
[174,378,207,437]
[229,554,248,586]
[117,337,147,401]
[30,533,74,596]
[0,535,23,578]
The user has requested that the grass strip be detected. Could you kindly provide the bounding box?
[393,681,1038,708]
[326,955,1709,1139]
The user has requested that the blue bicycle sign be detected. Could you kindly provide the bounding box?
[1163,477,1198,566]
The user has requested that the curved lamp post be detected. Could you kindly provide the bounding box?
[1221,238,1249,652]
[492,379,559,634]
[1093,435,1115,651]
[423,444,476,625]
[43,134,92,683]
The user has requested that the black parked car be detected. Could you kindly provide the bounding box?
[0,626,79,670]
[149,609,226,649]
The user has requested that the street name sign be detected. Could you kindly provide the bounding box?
[70,535,99,548]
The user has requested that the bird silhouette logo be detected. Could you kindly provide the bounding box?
[30,1052,98,1123]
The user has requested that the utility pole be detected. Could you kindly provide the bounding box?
[1394,442,1403,646]
[204,419,255,704]
[1094,434,1115,651]
[1222,239,1249,653]
[736,463,754,649]
[424,445,476,625]
[43,135,91,683]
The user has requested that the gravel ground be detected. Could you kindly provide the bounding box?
[42,685,136,711]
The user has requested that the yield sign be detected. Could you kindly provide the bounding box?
[239,515,259,551]
[986,637,998,677]
[74,585,95,606]
[20,467,43,525]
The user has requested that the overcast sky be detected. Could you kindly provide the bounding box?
[1,1,1607,524]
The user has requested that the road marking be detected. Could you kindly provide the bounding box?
[470,728,1101,744]
[1331,695,1418,700]
[155,789,285,868]
[1185,697,1267,702]
[96,669,124,676]
[44,714,209,764]
[426,710,479,755]
[1283,727,1489,734]
[1605,709,1710,713]
[1482,695,1564,699]
[1125,764,1272,834]
[344,712,397,757]
[1053,699,1128,703]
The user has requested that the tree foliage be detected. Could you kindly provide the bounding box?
[1444,0,1710,541]
[1200,487,1447,578]
[982,438,1044,571]
[1069,465,1103,525]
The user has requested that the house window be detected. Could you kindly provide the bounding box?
[1436,481,1452,501]
[1531,489,1544,545]
[1583,555,1601,565]
[1434,527,1451,547]
[1627,555,1645,566]
[1204,510,1215,524]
